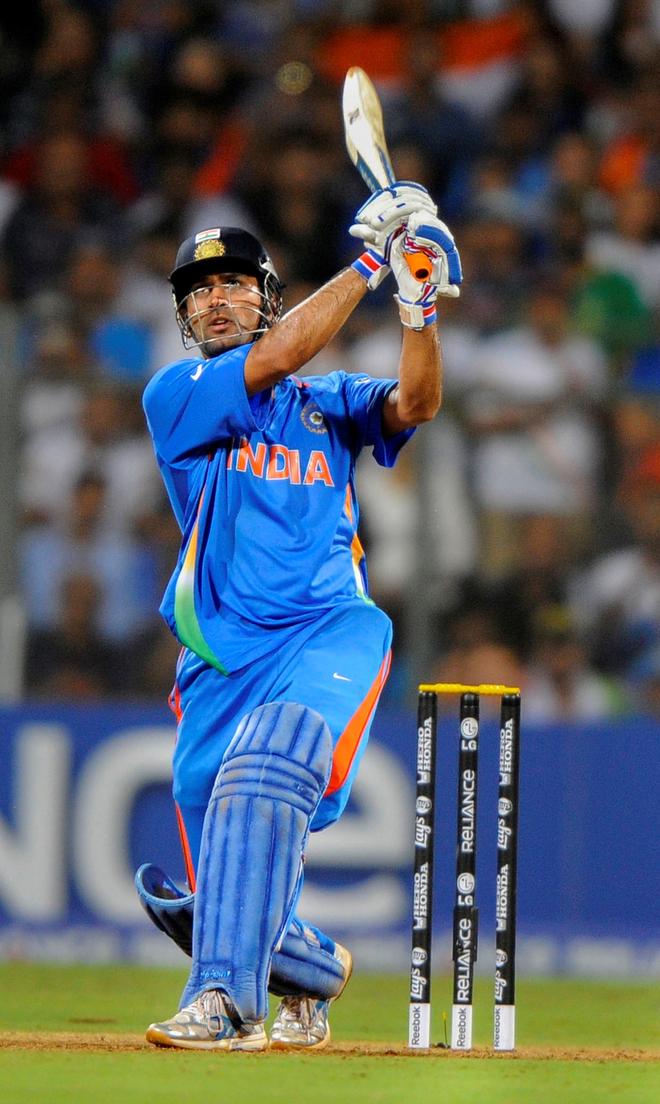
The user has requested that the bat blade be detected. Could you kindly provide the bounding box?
[342,66,395,191]
[342,66,432,283]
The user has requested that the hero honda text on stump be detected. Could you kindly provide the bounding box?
[408,683,522,1052]
[409,690,437,1048]
[494,692,521,1051]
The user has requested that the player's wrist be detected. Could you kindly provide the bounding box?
[351,249,389,290]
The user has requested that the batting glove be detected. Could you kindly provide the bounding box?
[391,211,462,329]
[349,181,437,259]
[402,211,462,297]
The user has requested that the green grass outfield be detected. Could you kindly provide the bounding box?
[0,964,658,1103]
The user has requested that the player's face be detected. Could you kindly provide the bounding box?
[183,272,265,355]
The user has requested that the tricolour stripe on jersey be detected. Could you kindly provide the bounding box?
[173,487,229,675]
[343,485,373,603]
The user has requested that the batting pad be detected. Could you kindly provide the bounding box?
[270,916,347,999]
[180,701,333,1021]
[135,866,348,1000]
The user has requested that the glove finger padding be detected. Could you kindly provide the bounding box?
[348,193,436,238]
[349,181,437,257]
[353,181,437,228]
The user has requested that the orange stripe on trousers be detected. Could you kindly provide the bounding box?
[167,676,197,890]
[325,650,392,797]
[175,804,197,892]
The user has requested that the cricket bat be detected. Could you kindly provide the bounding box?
[342,66,432,282]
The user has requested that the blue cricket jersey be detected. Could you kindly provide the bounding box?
[143,344,413,674]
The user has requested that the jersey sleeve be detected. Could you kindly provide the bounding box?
[341,374,415,468]
[143,346,268,463]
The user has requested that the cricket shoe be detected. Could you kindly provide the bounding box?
[270,942,353,1050]
[146,988,268,1051]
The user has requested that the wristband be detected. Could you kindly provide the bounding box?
[351,249,389,290]
[394,295,437,331]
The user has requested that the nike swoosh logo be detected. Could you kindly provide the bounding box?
[333,672,352,681]
[190,364,204,381]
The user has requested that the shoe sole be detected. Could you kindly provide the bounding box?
[146,1025,268,1052]
[269,945,353,1052]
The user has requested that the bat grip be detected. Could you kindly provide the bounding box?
[404,251,432,282]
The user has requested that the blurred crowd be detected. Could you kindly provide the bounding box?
[1,0,658,718]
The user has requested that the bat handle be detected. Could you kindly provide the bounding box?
[404,251,432,282]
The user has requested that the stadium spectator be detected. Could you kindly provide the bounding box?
[464,279,608,579]
[24,573,121,700]
[20,471,158,648]
[521,603,629,722]
[114,223,191,376]
[570,444,660,676]
[1,130,122,301]
[429,588,523,717]
[19,383,161,532]
[452,216,531,334]
[19,318,91,440]
[488,515,575,660]
[585,183,660,311]
[597,70,660,192]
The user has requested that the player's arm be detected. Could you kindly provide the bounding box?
[383,325,442,433]
[244,268,368,395]
[348,194,462,433]
[383,210,462,432]
[244,182,440,397]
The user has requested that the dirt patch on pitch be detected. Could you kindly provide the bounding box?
[0,1031,148,1053]
[0,1032,658,1062]
[328,1043,660,1062]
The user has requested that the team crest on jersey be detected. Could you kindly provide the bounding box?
[301,400,327,434]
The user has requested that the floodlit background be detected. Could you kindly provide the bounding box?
[0,2,658,977]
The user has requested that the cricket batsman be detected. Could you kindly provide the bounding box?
[135,181,462,1050]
